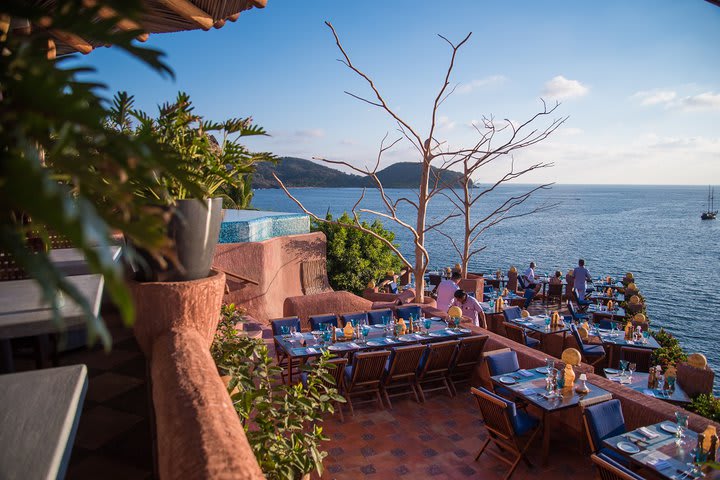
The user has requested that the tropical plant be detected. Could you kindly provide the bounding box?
[312,212,404,295]
[210,303,247,373]
[650,328,688,368]
[689,394,720,422]
[108,91,276,204]
[211,329,343,479]
[0,0,209,347]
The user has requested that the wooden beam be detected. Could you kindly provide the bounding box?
[49,30,93,54]
[82,0,148,42]
[157,0,214,30]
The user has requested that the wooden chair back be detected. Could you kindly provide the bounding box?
[386,344,426,381]
[347,350,391,390]
[503,322,527,346]
[452,335,489,371]
[470,387,514,442]
[590,453,643,480]
[324,357,348,391]
[619,346,652,373]
[418,340,459,379]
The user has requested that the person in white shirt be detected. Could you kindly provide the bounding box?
[572,259,593,299]
[522,262,542,295]
[451,289,486,328]
[436,271,461,312]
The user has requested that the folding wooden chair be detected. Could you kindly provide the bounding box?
[380,344,425,408]
[448,335,489,395]
[344,350,392,416]
[416,340,459,402]
[470,387,541,480]
[591,453,646,480]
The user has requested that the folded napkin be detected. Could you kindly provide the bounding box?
[638,427,659,439]
[385,338,396,343]
[347,343,360,349]
[518,387,536,395]
[306,348,318,354]
[517,369,534,377]
[646,451,671,470]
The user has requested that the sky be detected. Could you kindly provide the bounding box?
[74,0,720,185]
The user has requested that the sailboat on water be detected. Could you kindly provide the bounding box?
[701,186,717,220]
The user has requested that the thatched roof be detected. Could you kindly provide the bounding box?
[22,0,266,56]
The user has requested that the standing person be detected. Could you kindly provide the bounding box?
[573,259,593,299]
[436,271,462,312]
[451,289,486,328]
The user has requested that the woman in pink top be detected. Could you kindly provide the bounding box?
[451,289,487,328]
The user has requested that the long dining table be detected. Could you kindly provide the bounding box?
[274,319,476,384]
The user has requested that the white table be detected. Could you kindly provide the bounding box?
[0,365,88,480]
[0,274,104,372]
[48,246,122,276]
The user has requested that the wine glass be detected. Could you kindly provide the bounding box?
[453,317,461,331]
[544,316,551,331]
[545,358,555,371]
[322,331,331,346]
[619,359,629,377]
[281,325,290,338]
[424,318,432,335]
[290,325,297,337]
[361,325,370,344]
[628,363,636,381]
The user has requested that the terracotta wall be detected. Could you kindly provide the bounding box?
[130,271,264,480]
[214,232,327,322]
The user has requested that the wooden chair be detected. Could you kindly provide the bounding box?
[416,340,460,401]
[470,387,541,480]
[582,399,627,460]
[448,335,489,394]
[503,322,540,349]
[344,350,391,416]
[381,344,425,408]
[544,283,563,308]
[341,311,368,328]
[619,347,652,373]
[590,453,646,480]
[367,308,393,326]
[270,316,302,382]
[570,324,606,367]
[302,357,348,422]
[308,314,338,331]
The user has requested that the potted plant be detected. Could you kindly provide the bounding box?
[108,91,275,282]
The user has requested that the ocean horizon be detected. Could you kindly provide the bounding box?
[253,184,720,392]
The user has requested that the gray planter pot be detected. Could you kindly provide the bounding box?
[133,198,224,282]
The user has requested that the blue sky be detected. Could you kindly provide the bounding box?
[77,0,720,184]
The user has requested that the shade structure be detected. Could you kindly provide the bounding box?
[22,0,266,55]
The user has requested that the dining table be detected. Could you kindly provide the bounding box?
[602,369,692,404]
[0,274,104,373]
[274,319,476,384]
[603,421,704,479]
[591,327,661,368]
[508,315,570,355]
[587,304,627,321]
[490,368,613,465]
[588,290,625,303]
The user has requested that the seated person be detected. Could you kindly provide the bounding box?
[522,262,542,295]
[549,271,563,285]
[378,270,399,294]
[450,289,486,328]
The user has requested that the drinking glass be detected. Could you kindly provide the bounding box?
[322,331,331,345]
[453,317,460,330]
[544,316,551,330]
[619,359,629,377]
[281,325,290,338]
[666,376,676,394]
[628,363,636,381]
[361,326,370,344]
[545,358,555,371]
[290,325,297,336]
[351,319,357,328]
[642,331,650,344]
[675,411,689,445]
[424,318,432,335]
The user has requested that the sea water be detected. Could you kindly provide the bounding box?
[253,185,720,392]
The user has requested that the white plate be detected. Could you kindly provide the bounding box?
[428,332,444,337]
[617,441,640,454]
[458,328,471,333]
[398,335,416,342]
[605,368,620,374]
[371,324,385,329]
[327,345,344,351]
[366,341,383,346]
[499,376,517,385]
[430,317,441,321]
[535,367,550,374]
[311,330,323,336]
[660,423,678,434]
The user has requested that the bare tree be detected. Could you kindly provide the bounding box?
[274,22,565,302]
[435,110,566,277]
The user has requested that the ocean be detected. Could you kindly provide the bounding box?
[252,185,720,391]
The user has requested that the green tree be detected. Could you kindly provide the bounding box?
[312,212,403,295]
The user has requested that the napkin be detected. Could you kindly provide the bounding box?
[517,369,534,377]
[518,387,536,395]
[638,427,659,439]
[385,338,396,343]
[348,343,360,348]
[646,451,671,470]
[306,348,318,354]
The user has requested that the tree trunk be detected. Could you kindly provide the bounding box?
[461,175,471,278]
[414,152,431,303]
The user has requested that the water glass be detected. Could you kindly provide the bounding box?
[666,376,676,394]
[628,363,636,381]
[290,325,296,336]
[544,316,551,330]
[361,326,370,343]
[453,317,460,330]
[424,318,432,334]
[675,411,689,444]
[281,325,290,338]
[322,331,331,345]
[545,358,555,371]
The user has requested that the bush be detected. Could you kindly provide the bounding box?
[312,212,404,295]
[650,328,688,368]
[689,394,720,422]
[211,321,343,479]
